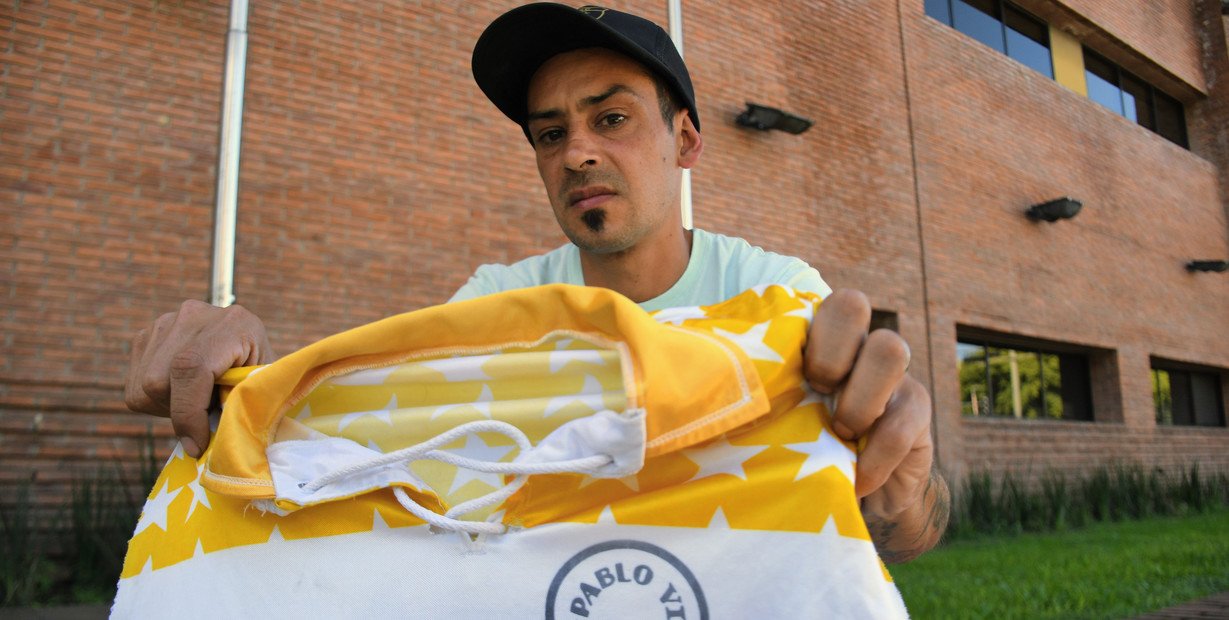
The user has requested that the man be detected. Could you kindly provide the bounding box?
[125,3,948,563]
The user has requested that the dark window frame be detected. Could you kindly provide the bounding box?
[1082,48,1189,148]
[1151,358,1226,427]
[957,335,1094,422]
[926,0,1190,150]
[926,0,1054,78]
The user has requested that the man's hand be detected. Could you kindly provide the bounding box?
[804,289,949,563]
[125,300,275,458]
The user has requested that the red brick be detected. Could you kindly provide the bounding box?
[3,0,1226,516]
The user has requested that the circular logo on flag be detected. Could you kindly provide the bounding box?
[546,540,708,619]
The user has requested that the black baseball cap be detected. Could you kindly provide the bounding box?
[471,3,700,141]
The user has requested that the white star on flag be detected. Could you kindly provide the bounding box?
[543,375,606,418]
[577,472,639,492]
[596,504,618,524]
[372,508,391,531]
[785,428,857,484]
[134,480,182,535]
[337,394,397,431]
[326,364,400,385]
[708,506,731,529]
[712,321,783,364]
[652,306,708,326]
[446,433,517,495]
[818,514,840,538]
[292,401,312,422]
[785,303,815,321]
[682,436,769,482]
[548,349,608,373]
[183,461,212,520]
[471,384,495,418]
[792,388,838,421]
[417,356,492,382]
[430,385,497,421]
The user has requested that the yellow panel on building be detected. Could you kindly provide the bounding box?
[1050,26,1087,96]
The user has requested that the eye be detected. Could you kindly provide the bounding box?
[535,128,564,146]
[599,113,627,128]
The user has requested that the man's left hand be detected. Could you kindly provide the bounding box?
[803,289,950,563]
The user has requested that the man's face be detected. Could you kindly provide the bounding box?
[525,48,687,255]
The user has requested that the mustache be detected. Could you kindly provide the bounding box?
[558,170,627,201]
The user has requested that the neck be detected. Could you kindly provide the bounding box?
[580,227,693,303]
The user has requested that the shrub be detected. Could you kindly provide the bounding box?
[1,428,164,606]
[946,461,1229,543]
[0,479,55,606]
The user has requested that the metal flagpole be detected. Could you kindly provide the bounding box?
[210,0,250,307]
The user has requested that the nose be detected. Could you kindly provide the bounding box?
[562,126,600,171]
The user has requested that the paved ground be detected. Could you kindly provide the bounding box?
[0,605,108,620]
[1133,591,1229,619]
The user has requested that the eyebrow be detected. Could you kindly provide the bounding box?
[525,84,636,124]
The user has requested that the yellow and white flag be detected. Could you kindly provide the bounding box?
[114,284,908,618]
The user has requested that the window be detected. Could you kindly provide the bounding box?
[870,309,899,333]
[957,338,1092,421]
[926,0,1053,78]
[1082,49,1188,147]
[1152,361,1225,427]
[926,1,1191,150]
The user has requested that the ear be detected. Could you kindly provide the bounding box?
[675,110,703,169]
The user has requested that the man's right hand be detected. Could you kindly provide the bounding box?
[125,300,275,458]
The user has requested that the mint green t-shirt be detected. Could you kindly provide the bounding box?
[449,229,830,311]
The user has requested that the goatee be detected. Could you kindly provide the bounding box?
[581,209,606,233]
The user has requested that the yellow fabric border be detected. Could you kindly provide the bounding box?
[202,284,771,499]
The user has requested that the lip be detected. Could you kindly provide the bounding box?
[567,186,617,210]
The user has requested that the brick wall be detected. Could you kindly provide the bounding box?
[687,0,928,378]
[2,0,231,522]
[902,0,1229,483]
[1050,0,1205,90]
[2,0,1227,525]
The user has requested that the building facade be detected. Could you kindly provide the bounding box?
[3,0,1227,522]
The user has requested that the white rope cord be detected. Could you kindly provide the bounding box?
[301,419,615,534]
[391,487,506,535]
[429,450,613,475]
[301,420,529,492]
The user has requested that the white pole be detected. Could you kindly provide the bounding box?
[210,0,249,307]
[667,0,693,230]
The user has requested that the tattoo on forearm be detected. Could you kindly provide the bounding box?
[867,518,907,564]
[927,471,951,534]
[867,468,951,564]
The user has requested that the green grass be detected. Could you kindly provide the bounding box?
[893,509,1229,619]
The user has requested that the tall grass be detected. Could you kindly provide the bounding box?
[0,478,55,606]
[947,461,1229,541]
[0,429,164,606]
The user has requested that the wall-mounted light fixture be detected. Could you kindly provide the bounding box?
[735,103,813,135]
[1186,260,1229,273]
[1026,197,1083,222]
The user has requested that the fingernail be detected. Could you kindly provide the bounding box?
[180,437,200,459]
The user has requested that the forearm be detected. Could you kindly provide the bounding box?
[863,468,950,564]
